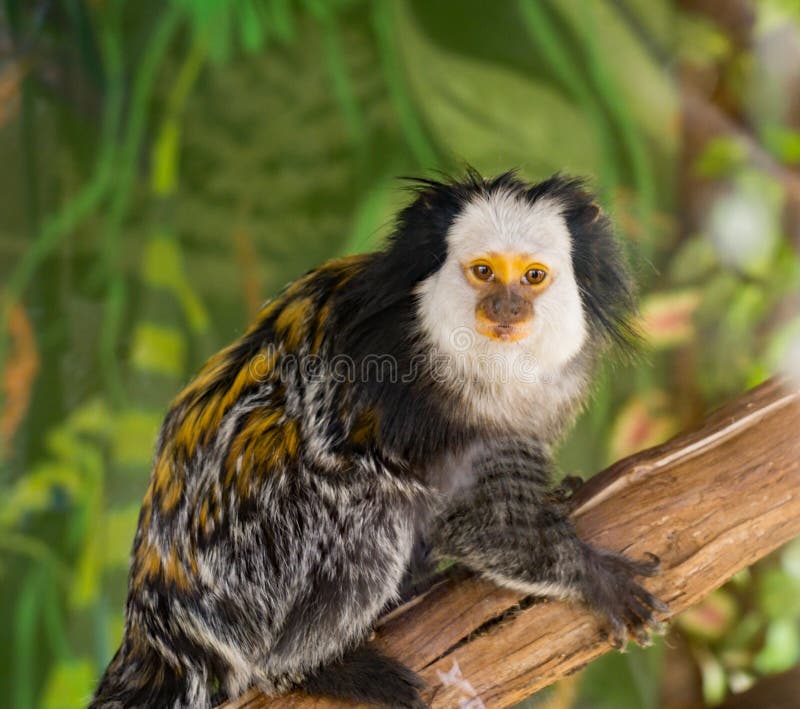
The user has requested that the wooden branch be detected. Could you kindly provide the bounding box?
[223,379,800,709]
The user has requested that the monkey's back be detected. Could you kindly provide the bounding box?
[113,253,430,700]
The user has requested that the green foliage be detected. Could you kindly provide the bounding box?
[574,641,664,709]
[396,0,603,176]
[1,0,799,707]
[40,658,96,709]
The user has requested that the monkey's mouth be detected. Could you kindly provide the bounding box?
[476,321,531,343]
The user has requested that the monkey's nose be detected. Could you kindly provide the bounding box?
[483,293,531,324]
[489,295,520,317]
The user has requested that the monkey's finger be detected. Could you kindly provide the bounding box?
[626,597,665,634]
[632,585,670,615]
[624,552,661,577]
[559,475,584,494]
[601,617,628,651]
[631,625,653,647]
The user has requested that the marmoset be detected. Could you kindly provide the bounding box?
[91,171,667,709]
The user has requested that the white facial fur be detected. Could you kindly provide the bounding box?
[416,189,589,432]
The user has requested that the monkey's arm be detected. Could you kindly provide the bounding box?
[430,441,667,646]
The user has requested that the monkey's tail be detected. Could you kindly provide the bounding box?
[89,636,212,709]
[303,645,426,709]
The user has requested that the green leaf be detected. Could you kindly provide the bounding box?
[668,234,719,284]
[342,178,401,254]
[107,615,126,656]
[130,323,186,377]
[754,619,800,674]
[757,567,800,620]
[0,462,84,527]
[178,0,234,63]
[142,234,187,290]
[726,285,767,337]
[151,120,180,195]
[70,483,104,608]
[45,428,103,479]
[699,650,727,705]
[723,611,763,652]
[762,124,800,165]
[14,568,46,709]
[393,0,600,176]
[174,15,392,303]
[66,398,113,437]
[693,136,748,178]
[269,0,296,41]
[677,14,732,66]
[141,234,210,332]
[755,0,800,35]
[112,409,162,466]
[772,241,800,294]
[239,0,266,53]
[40,658,96,709]
[576,640,664,709]
[552,0,678,151]
[104,505,141,568]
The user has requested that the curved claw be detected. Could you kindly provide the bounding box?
[551,475,585,510]
[632,626,652,647]
[621,552,661,578]
[604,623,627,651]
[628,597,655,623]
[559,475,584,494]
[643,551,661,566]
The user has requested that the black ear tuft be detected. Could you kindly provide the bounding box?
[559,184,641,355]
[332,173,467,360]
[519,174,641,354]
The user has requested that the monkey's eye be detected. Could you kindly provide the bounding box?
[523,267,548,285]
[471,264,494,282]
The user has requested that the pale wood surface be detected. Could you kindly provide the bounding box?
[222,379,800,709]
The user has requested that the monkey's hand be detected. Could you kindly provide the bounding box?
[576,545,668,648]
[431,440,668,649]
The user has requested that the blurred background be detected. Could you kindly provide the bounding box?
[1,1,799,707]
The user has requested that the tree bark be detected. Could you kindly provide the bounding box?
[222,378,800,709]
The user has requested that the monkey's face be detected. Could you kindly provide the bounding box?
[463,253,546,344]
[416,189,587,373]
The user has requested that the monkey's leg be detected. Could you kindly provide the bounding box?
[431,443,667,647]
[252,471,428,708]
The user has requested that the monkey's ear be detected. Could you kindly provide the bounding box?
[584,202,601,224]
